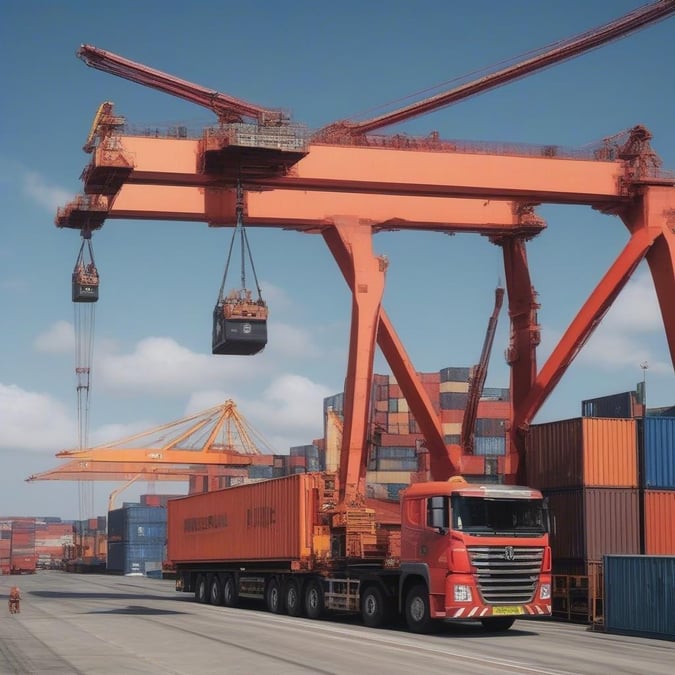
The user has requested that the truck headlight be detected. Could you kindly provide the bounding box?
[454,584,473,602]
[540,583,551,600]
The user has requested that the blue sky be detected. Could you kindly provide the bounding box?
[1,1,673,519]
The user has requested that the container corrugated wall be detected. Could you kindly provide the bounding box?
[644,417,675,489]
[527,418,637,489]
[545,488,640,561]
[582,418,637,487]
[168,474,315,563]
[604,555,675,641]
[644,491,675,555]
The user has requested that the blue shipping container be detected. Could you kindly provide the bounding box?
[604,555,675,641]
[440,367,470,383]
[644,417,675,489]
[440,392,468,410]
[474,436,506,456]
[108,506,167,542]
[107,541,165,575]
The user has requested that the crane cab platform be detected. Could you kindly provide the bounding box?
[72,265,99,302]
[212,296,268,355]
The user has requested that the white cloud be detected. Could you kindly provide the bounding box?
[33,320,75,354]
[576,271,671,373]
[22,170,73,212]
[0,384,75,452]
[95,336,268,395]
[247,374,333,434]
[601,271,663,334]
[268,322,322,359]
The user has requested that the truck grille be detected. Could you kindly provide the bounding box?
[467,546,544,604]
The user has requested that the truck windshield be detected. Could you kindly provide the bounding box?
[451,496,547,536]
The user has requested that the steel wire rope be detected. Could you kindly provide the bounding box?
[216,179,264,302]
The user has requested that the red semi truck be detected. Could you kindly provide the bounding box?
[168,473,551,632]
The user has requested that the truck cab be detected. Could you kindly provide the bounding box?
[399,478,551,632]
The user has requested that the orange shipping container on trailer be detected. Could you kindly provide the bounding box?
[168,474,323,564]
[644,490,675,555]
[526,418,637,489]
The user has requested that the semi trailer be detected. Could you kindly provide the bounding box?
[168,472,551,633]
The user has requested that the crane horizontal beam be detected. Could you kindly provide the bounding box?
[83,135,654,206]
[26,460,243,481]
[59,184,544,235]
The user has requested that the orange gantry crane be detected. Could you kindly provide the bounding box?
[28,400,274,490]
[55,2,675,501]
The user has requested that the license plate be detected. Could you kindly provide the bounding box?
[492,606,524,615]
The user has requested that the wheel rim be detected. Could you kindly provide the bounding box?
[410,596,425,622]
[224,579,233,603]
[270,585,279,610]
[308,588,318,610]
[365,594,376,617]
[288,586,298,608]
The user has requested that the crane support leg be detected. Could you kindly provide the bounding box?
[322,220,386,505]
[500,237,539,479]
[323,223,458,488]
[637,188,675,368]
[513,224,662,439]
[377,313,457,479]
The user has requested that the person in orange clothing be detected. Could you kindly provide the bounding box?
[8,586,21,614]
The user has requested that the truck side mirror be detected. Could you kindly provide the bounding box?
[428,496,449,534]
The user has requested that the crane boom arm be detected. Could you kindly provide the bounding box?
[77,44,285,125]
[461,286,505,454]
[317,0,675,139]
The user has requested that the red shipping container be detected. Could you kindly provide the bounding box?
[644,490,675,555]
[168,474,325,564]
[476,400,511,419]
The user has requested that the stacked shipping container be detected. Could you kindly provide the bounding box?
[10,518,37,574]
[640,417,675,554]
[0,521,11,575]
[35,520,74,569]
[365,365,512,496]
[107,505,166,575]
[526,417,640,574]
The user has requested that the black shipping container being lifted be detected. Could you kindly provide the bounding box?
[72,232,99,303]
[212,296,267,355]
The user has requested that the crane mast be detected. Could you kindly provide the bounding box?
[461,287,505,455]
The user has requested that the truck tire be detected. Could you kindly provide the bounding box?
[304,578,324,620]
[405,584,433,634]
[195,575,208,604]
[222,574,238,608]
[265,578,284,614]
[481,617,516,632]
[209,576,223,606]
[360,584,385,628]
[285,578,303,617]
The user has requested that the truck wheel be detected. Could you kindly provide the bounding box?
[265,578,284,614]
[222,574,238,608]
[209,576,223,606]
[285,579,303,617]
[304,578,324,620]
[481,617,516,632]
[405,584,433,634]
[195,575,208,604]
[361,585,385,628]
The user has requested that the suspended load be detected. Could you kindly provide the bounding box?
[212,181,268,356]
[213,289,268,355]
[72,230,99,302]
